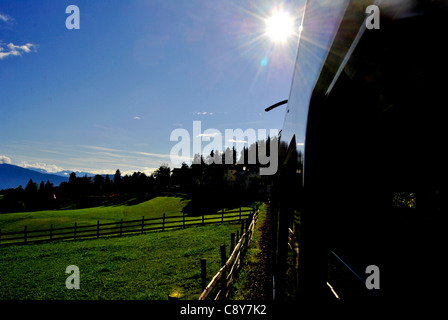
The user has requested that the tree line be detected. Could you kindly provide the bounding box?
[0,137,278,214]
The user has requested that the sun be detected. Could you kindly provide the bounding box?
[265,10,295,44]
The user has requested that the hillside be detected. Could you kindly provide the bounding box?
[0,196,191,233]
[0,163,68,190]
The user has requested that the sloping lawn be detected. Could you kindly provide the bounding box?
[0,222,242,300]
[0,196,190,233]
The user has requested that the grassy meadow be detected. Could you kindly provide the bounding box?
[0,222,243,300]
[0,195,253,235]
[0,196,261,300]
[0,196,190,233]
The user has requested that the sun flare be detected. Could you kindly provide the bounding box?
[265,10,295,44]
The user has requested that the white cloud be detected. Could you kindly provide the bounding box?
[197,132,220,138]
[133,116,141,120]
[82,145,122,152]
[133,151,172,159]
[227,139,248,144]
[82,145,172,159]
[0,155,12,164]
[19,161,65,174]
[0,42,37,60]
[0,12,13,24]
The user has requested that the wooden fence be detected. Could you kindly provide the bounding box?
[198,208,259,300]
[0,208,253,246]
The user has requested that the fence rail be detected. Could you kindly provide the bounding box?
[198,208,259,300]
[0,208,253,246]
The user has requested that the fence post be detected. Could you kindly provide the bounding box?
[222,208,224,223]
[97,220,100,238]
[240,219,245,238]
[120,219,123,236]
[50,224,53,241]
[0,228,2,244]
[141,216,145,234]
[183,212,185,228]
[239,207,242,221]
[245,218,250,247]
[163,213,165,231]
[202,212,204,225]
[74,222,77,240]
[201,258,207,291]
[24,225,27,243]
[220,244,227,298]
[230,233,236,253]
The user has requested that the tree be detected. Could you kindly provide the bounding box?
[69,172,77,185]
[93,175,104,195]
[153,164,171,190]
[114,169,121,192]
[193,153,202,165]
[24,179,38,211]
[223,147,233,165]
[44,180,54,192]
[104,175,112,190]
[206,150,215,165]
[25,179,38,193]
[114,169,121,185]
[232,146,237,165]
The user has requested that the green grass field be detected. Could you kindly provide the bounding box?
[0,222,243,300]
[0,196,252,234]
[0,196,260,300]
[0,196,190,233]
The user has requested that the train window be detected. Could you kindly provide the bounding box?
[272,0,447,306]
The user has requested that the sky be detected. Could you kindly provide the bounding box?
[0,0,304,176]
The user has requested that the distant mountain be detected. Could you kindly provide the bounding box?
[52,170,102,178]
[25,168,100,178]
[0,163,69,190]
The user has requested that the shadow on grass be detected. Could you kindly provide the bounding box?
[182,198,260,217]
[102,192,191,208]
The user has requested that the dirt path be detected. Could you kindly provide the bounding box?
[244,203,274,300]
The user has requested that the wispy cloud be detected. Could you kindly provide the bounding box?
[194,111,214,116]
[0,42,38,60]
[82,145,122,153]
[132,151,172,159]
[81,145,177,161]
[84,151,125,158]
[0,12,12,23]
[227,139,248,144]
[0,12,13,24]
[196,132,220,138]
[133,116,142,120]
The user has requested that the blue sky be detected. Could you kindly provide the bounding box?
[1,0,303,175]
